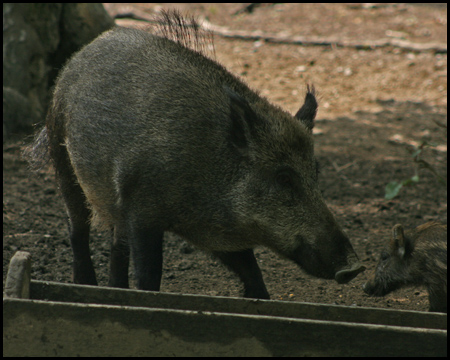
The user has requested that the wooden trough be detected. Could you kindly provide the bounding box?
[3,251,447,356]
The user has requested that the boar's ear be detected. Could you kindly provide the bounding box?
[392,224,412,259]
[224,86,258,150]
[295,84,318,131]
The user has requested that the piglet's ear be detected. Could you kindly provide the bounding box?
[392,224,406,258]
[392,224,414,259]
[295,84,318,131]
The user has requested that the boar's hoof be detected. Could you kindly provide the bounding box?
[335,263,366,284]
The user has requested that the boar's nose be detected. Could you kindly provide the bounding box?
[335,262,366,284]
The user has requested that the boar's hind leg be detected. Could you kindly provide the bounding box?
[129,226,164,291]
[213,249,270,299]
[56,152,97,285]
[108,225,130,288]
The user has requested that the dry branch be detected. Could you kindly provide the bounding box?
[112,10,447,54]
[202,20,447,54]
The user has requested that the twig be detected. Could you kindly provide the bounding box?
[202,20,447,53]
[112,10,447,54]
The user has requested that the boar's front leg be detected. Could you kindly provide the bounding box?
[213,249,270,299]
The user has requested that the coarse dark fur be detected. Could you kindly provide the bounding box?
[25,10,364,298]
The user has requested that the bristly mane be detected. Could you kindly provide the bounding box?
[153,9,216,60]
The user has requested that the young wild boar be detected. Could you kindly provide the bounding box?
[363,221,447,312]
[26,10,365,299]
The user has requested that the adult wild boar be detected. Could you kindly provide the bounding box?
[26,11,365,299]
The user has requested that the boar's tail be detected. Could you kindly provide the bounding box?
[22,125,51,172]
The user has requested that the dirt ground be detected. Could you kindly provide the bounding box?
[3,3,447,312]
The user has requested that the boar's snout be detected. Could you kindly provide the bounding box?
[334,249,366,284]
[335,262,366,284]
[288,201,366,284]
[289,231,365,283]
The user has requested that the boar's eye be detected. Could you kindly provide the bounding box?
[276,171,293,188]
[380,251,390,261]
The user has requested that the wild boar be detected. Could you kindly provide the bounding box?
[26,10,365,298]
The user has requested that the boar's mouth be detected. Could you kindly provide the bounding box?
[362,281,383,296]
[289,236,365,283]
[362,279,399,297]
